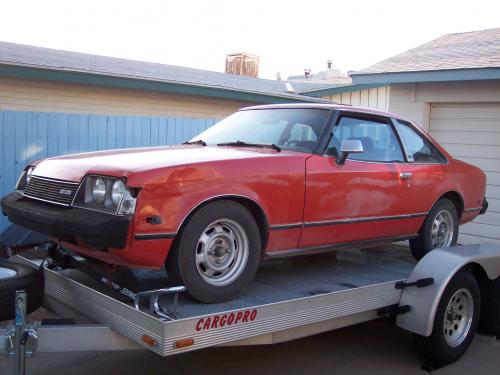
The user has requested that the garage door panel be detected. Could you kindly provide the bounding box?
[431,106,500,120]
[457,157,500,173]
[486,185,500,200]
[484,197,500,213]
[458,233,500,246]
[473,211,500,226]
[430,119,500,132]
[430,102,500,244]
[461,222,499,240]
[442,144,500,159]
[484,172,500,187]
[432,131,500,146]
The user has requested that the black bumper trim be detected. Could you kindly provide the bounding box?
[1,192,131,249]
[480,198,488,215]
[135,233,176,240]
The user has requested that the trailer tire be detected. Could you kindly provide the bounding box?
[0,261,44,321]
[166,201,261,303]
[479,277,500,336]
[410,198,458,261]
[414,271,480,367]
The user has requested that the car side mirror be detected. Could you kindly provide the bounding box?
[336,139,364,165]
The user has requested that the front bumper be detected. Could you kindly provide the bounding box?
[1,192,131,248]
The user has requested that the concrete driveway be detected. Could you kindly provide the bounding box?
[1,319,498,375]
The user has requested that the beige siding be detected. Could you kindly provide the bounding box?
[0,77,255,119]
[322,86,389,111]
[429,103,500,245]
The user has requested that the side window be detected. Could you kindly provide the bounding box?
[394,120,446,163]
[326,116,404,162]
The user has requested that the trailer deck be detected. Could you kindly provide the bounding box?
[23,244,416,356]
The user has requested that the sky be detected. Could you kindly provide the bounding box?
[0,0,499,80]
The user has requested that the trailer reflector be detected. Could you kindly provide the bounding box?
[174,338,194,349]
[141,335,157,347]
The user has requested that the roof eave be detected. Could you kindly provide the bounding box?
[0,63,325,104]
[351,67,500,85]
[299,83,386,97]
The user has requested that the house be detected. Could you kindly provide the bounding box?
[305,28,500,245]
[0,41,328,233]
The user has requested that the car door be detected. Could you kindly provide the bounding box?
[299,113,421,249]
[392,118,449,217]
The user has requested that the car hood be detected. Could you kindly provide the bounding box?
[31,145,299,183]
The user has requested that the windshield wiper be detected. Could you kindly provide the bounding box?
[217,141,281,152]
[183,139,206,146]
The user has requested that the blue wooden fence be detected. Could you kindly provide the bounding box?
[0,110,216,232]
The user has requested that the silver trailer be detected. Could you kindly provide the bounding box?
[1,243,500,374]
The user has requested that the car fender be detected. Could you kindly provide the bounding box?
[396,244,500,336]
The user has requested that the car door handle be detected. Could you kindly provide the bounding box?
[399,172,413,180]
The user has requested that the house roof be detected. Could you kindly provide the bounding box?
[351,28,500,84]
[0,41,332,104]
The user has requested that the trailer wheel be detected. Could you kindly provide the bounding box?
[0,261,44,321]
[166,201,261,303]
[414,271,479,367]
[410,198,458,260]
[479,277,500,336]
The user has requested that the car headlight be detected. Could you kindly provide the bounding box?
[16,166,35,191]
[26,167,34,184]
[73,175,137,215]
[111,180,126,206]
[92,177,106,205]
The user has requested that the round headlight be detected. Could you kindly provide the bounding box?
[111,180,126,207]
[26,167,34,183]
[92,177,106,205]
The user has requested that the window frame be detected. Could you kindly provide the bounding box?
[321,111,407,164]
[390,118,448,165]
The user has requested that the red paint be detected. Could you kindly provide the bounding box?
[26,105,486,269]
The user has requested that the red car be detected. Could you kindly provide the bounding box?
[1,104,488,303]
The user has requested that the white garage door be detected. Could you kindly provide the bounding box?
[430,103,500,245]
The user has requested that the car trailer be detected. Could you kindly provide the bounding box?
[1,242,500,375]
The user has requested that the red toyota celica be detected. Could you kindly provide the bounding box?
[1,103,488,302]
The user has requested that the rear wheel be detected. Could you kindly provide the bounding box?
[165,201,261,303]
[414,271,480,366]
[410,198,458,260]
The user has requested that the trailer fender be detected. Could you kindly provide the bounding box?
[396,244,500,337]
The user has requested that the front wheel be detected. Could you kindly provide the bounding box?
[410,198,459,260]
[414,271,480,367]
[165,201,261,303]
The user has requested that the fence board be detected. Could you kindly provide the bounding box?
[0,110,216,233]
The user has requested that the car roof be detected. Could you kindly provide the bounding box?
[240,103,411,123]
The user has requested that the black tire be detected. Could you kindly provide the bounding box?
[414,271,480,367]
[0,261,44,321]
[479,277,500,336]
[165,201,261,303]
[410,198,459,260]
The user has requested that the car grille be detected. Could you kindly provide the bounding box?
[24,176,80,206]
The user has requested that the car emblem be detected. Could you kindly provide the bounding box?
[59,189,73,196]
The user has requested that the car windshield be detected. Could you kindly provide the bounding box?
[190,108,331,153]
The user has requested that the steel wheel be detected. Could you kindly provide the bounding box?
[431,209,454,249]
[0,267,17,280]
[443,288,474,347]
[195,218,249,287]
